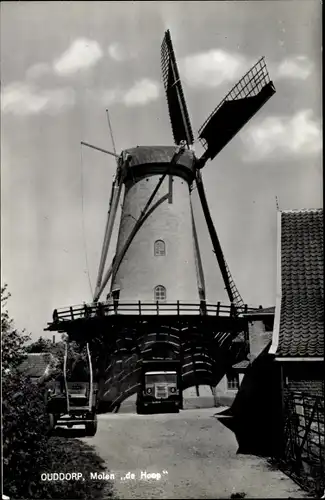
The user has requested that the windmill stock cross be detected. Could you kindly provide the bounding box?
[93,29,276,308]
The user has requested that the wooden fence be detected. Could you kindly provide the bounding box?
[280,391,324,494]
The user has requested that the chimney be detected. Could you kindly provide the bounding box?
[52,335,55,344]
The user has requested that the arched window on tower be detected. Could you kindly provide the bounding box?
[154,285,166,302]
[154,239,166,256]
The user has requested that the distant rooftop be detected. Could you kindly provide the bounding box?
[18,352,57,378]
[232,359,250,371]
[243,306,275,316]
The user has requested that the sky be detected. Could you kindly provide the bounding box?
[1,1,322,341]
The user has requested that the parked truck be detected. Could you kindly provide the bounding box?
[136,359,182,414]
[46,342,98,436]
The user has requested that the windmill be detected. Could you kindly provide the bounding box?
[47,30,276,412]
[91,29,275,310]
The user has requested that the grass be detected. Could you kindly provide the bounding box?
[6,434,116,500]
[33,435,116,499]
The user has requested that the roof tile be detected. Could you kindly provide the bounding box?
[276,209,324,358]
[18,352,56,378]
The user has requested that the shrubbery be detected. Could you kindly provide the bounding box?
[1,285,114,499]
[2,371,50,497]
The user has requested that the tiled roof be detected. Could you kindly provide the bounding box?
[18,352,56,378]
[232,359,250,370]
[275,208,323,357]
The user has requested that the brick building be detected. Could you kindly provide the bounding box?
[269,208,324,398]
[18,352,58,384]
[216,208,324,459]
[268,208,324,491]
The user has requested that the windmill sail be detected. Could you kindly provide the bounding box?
[198,57,276,162]
[195,169,244,309]
[161,30,194,147]
[94,172,123,301]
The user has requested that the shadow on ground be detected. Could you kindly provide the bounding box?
[52,426,87,438]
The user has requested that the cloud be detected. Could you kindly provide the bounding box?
[180,49,251,89]
[241,109,322,161]
[100,79,160,108]
[274,55,313,80]
[122,79,160,106]
[101,88,123,106]
[180,48,314,90]
[108,42,133,62]
[26,62,52,80]
[53,38,103,76]
[1,82,75,116]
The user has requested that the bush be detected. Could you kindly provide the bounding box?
[2,371,50,498]
[1,285,115,499]
[1,285,30,373]
[3,369,113,499]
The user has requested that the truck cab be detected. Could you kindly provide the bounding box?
[136,361,182,414]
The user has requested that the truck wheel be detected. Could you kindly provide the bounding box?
[48,413,56,430]
[136,404,146,415]
[85,414,98,436]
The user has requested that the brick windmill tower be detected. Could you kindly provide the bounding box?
[47,30,276,411]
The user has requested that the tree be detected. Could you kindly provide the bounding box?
[1,285,113,499]
[1,285,50,497]
[1,284,30,373]
[26,335,54,353]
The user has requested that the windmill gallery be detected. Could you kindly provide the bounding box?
[46,30,276,416]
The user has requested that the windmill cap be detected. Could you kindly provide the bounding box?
[120,145,196,183]
[121,145,195,164]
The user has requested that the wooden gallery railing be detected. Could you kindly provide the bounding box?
[49,301,257,324]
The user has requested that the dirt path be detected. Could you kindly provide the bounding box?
[82,408,309,499]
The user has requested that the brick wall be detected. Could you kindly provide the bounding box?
[283,361,324,396]
[282,362,324,398]
[287,379,324,396]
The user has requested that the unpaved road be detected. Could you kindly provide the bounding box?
[82,407,308,499]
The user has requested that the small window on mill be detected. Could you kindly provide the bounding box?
[154,285,166,302]
[154,239,166,256]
